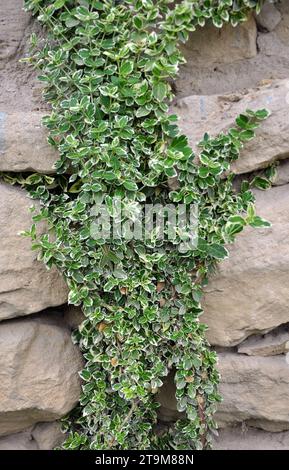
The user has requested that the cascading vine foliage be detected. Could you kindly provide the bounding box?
[14,0,271,450]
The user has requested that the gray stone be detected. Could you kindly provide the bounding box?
[0,182,68,321]
[181,14,257,67]
[202,185,289,347]
[0,0,30,63]
[216,353,289,431]
[238,325,289,356]
[171,80,289,175]
[255,2,282,32]
[0,428,37,450]
[0,422,65,450]
[157,353,289,432]
[31,422,66,450]
[0,112,59,173]
[213,425,289,450]
[0,313,83,436]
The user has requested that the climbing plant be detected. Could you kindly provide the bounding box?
[9,0,271,450]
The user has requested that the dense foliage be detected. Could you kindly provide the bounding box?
[15,0,270,449]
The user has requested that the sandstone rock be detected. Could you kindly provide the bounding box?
[0,0,30,63]
[181,14,257,67]
[255,2,282,32]
[0,422,65,450]
[238,325,289,356]
[0,313,83,436]
[0,112,59,173]
[171,80,289,175]
[213,425,289,450]
[257,2,289,57]
[0,428,37,450]
[30,422,65,450]
[202,185,289,347]
[216,353,289,431]
[158,354,289,432]
[0,182,68,321]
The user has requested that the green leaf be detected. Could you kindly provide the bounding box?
[254,108,271,120]
[133,16,143,29]
[152,82,167,102]
[207,244,229,260]
[123,180,138,191]
[251,176,271,190]
[120,61,134,77]
[53,0,66,9]
[228,215,246,226]
[249,216,271,228]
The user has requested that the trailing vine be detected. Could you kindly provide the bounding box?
[7,0,271,449]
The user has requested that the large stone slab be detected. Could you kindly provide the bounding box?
[0,0,30,63]
[202,185,289,347]
[171,80,289,175]
[0,313,83,436]
[213,425,289,450]
[255,1,282,32]
[0,112,58,173]
[0,182,68,321]
[216,353,289,431]
[238,324,289,356]
[0,421,65,450]
[157,353,289,432]
[181,14,257,67]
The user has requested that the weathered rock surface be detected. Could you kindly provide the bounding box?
[180,15,257,67]
[255,2,282,32]
[0,182,68,321]
[176,1,289,98]
[158,353,289,432]
[216,353,289,431]
[0,0,30,63]
[213,425,289,450]
[29,421,65,450]
[0,428,37,450]
[171,80,289,175]
[0,112,58,173]
[0,422,65,450]
[238,325,289,356]
[202,185,289,347]
[0,313,83,436]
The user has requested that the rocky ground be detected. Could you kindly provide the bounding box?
[1,0,289,450]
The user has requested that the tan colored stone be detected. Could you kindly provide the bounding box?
[31,422,65,450]
[157,353,289,432]
[0,183,68,321]
[171,80,289,175]
[0,428,37,450]
[0,112,59,173]
[0,422,65,450]
[0,313,83,436]
[181,14,257,67]
[0,0,30,62]
[213,425,289,450]
[202,185,289,347]
[216,353,289,431]
[255,2,282,32]
[238,325,289,356]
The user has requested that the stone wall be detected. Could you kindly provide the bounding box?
[1,0,289,450]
